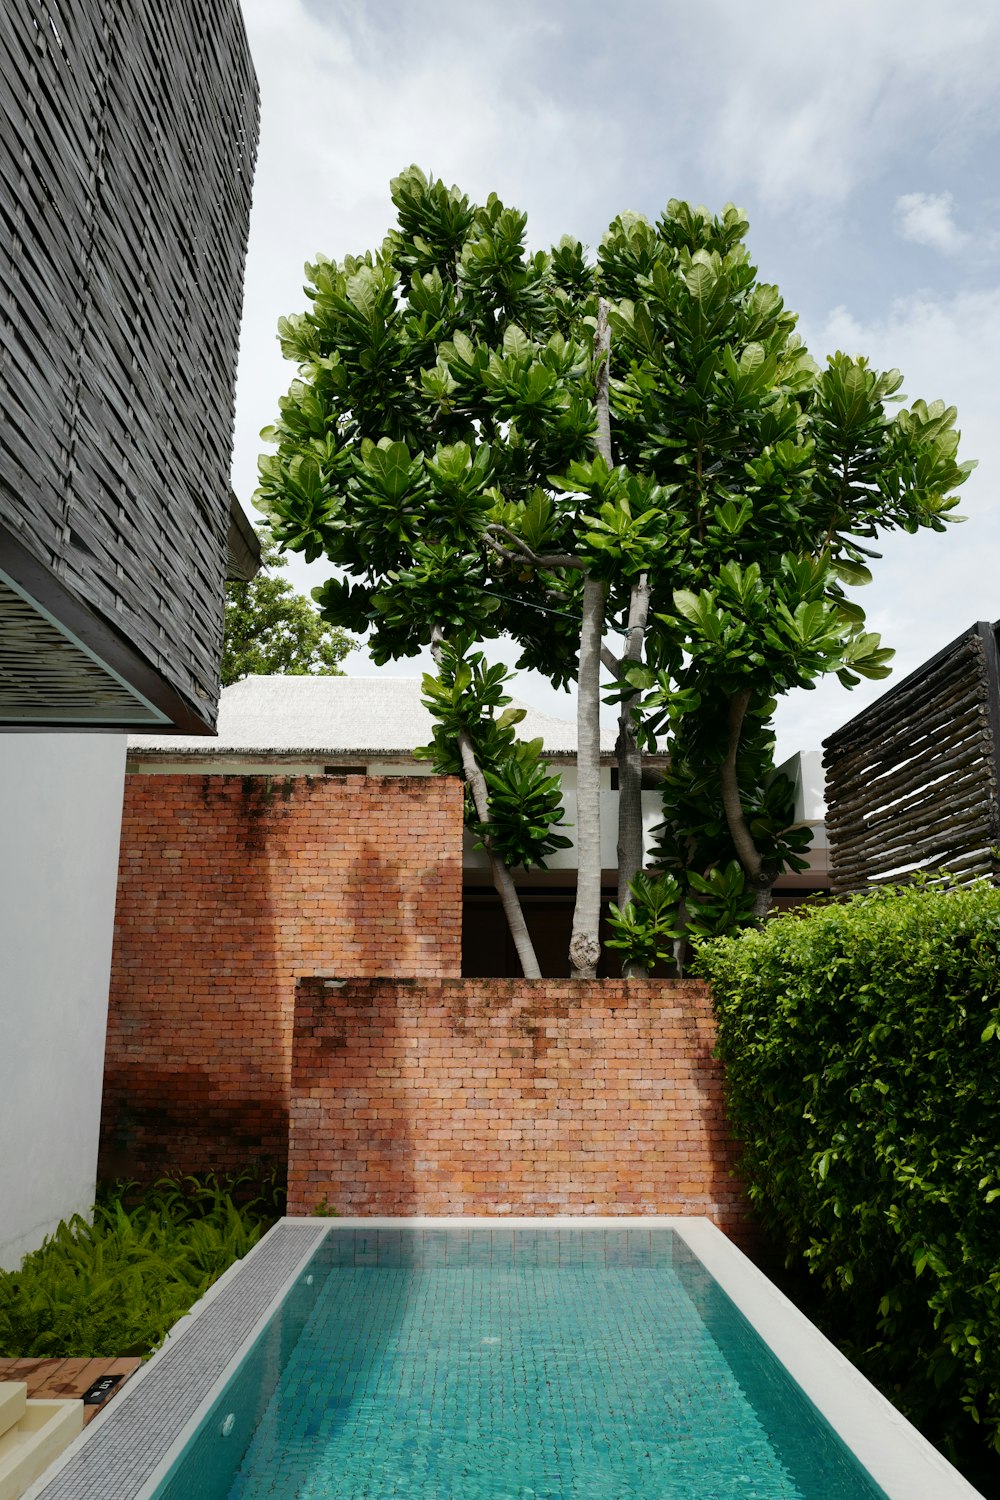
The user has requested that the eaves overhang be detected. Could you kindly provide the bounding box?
[0,528,217,734]
[226,496,261,582]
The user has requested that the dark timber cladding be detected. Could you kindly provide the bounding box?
[0,0,259,731]
[823,622,1000,893]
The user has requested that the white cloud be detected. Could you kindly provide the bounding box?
[773,285,1000,760]
[894,191,969,253]
[231,0,631,507]
[685,1,1000,207]
[229,0,1000,759]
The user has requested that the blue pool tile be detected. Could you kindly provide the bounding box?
[488,1229,516,1266]
[153,1229,888,1500]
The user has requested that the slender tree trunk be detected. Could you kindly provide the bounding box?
[569,299,611,979]
[719,686,777,921]
[455,727,542,977]
[431,628,542,977]
[570,574,605,977]
[615,573,651,978]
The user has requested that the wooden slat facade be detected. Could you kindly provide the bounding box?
[0,0,258,731]
[823,622,1000,893]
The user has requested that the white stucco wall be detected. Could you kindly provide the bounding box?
[462,767,663,875]
[0,732,127,1269]
[774,749,828,849]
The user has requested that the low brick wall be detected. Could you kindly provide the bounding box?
[100,775,463,1184]
[289,978,747,1238]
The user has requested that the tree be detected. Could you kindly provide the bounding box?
[222,533,353,686]
[256,169,970,976]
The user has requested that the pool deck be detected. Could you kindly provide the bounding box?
[0,1358,141,1424]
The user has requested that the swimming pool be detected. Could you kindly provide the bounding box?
[27,1218,982,1500]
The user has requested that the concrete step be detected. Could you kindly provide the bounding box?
[0,1393,83,1500]
[0,1389,25,1445]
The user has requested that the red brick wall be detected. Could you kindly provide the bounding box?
[288,978,748,1238]
[100,775,463,1184]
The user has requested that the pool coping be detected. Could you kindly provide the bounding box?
[23,1215,983,1500]
[22,1219,330,1500]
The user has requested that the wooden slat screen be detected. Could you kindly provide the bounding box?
[0,0,258,729]
[823,623,1000,892]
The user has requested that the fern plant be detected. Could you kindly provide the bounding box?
[0,1174,278,1358]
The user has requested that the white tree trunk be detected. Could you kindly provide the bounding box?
[431,627,542,977]
[616,571,651,977]
[569,299,611,979]
[570,574,606,977]
[455,727,542,978]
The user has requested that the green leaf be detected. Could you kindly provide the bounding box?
[364,441,413,501]
[685,261,714,302]
[502,324,531,360]
[832,559,874,587]
[345,268,379,321]
[673,589,701,624]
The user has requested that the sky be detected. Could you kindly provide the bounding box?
[231,0,1000,764]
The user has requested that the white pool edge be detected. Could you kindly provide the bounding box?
[22,1219,333,1500]
[131,1221,334,1500]
[669,1217,983,1500]
[24,1215,984,1500]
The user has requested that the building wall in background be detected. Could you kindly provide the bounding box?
[288,977,749,1242]
[100,775,463,1186]
[0,734,126,1269]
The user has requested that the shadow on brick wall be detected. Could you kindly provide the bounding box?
[99,774,463,1190]
[100,776,289,1187]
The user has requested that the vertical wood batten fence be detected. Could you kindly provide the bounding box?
[823,621,1000,893]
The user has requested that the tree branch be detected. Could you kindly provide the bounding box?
[601,645,621,679]
[615,573,651,980]
[484,523,584,572]
[430,625,541,977]
[569,297,611,979]
[719,687,763,880]
[593,298,612,465]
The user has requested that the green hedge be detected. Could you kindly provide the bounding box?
[0,1176,279,1358]
[696,881,1000,1455]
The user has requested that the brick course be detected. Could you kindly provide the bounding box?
[288,978,747,1238]
[100,775,463,1184]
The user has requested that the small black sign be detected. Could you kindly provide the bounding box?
[82,1374,125,1406]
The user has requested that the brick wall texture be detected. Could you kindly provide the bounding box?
[100,775,463,1184]
[288,978,747,1238]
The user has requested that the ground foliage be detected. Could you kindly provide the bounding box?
[0,1174,280,1358]
[697,882,1000,1460]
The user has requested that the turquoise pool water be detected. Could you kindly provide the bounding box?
[153,1228,887,1500]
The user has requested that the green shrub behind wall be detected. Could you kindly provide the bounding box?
[697,881,1000,1453]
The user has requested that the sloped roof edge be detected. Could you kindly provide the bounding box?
[128,674,620,758]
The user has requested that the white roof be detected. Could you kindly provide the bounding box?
[128,675,617,758]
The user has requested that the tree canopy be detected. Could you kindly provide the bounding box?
[222,533,353,686]
[256,168,970,974]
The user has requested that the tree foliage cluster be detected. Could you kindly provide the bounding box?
[256,166,969,974]
[222,534,353,686]
[697,882,1000,1460]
